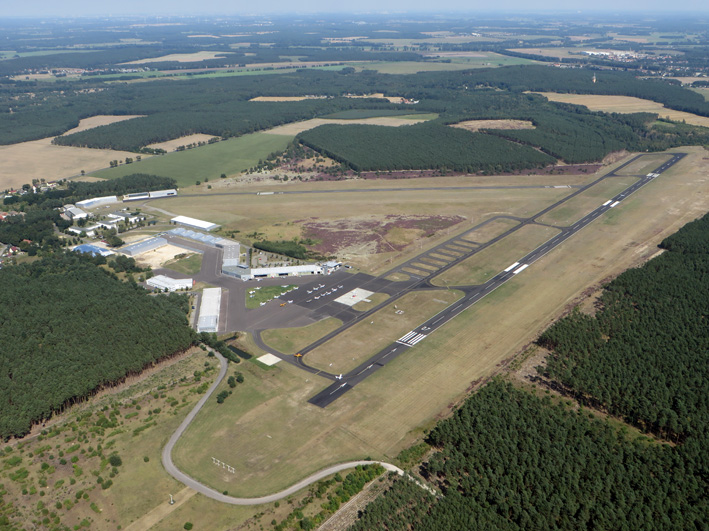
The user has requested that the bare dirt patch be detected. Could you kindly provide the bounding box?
[146,134,218,152]
[452,119,535,131]
[134,244,198,269]
[249,95,326,102]
[301,214,466,258]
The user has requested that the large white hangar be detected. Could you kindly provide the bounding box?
[171,216,220,232]
[197,288,222,333]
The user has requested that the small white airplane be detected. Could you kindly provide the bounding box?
[307,290,312,294]
[336,374,343,380]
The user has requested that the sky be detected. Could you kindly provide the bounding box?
[2,0,708,18]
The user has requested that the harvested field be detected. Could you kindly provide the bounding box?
[147,134,218,152]
[249,96,319,102]
[536,92,709,127]
[301,214,466,257]
[452,119,535,132]
[0,115,144,190]
[262,116,429,136]
[122,51,234,64]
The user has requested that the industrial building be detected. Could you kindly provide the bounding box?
[65,206,89,220]
[122,189,177,202]
[76,196,119,208]
[147,275,193,292]
[73,244,115,257]
[119,237,167,257]
[171,215,220,232]
[197,288,222,333]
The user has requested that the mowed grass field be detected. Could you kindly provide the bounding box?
[261,317,343,354]
[614,153,674,176]
[91,132,293,187]
[305,290,463,374]
[536,92,709,128]
[536,177,637,226]
[432,224,560,286]
[169,148,709,500]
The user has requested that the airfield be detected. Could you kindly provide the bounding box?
[151,152,684,418]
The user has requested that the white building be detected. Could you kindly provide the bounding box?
[197,288,222,333]
[171,215,220,232]
[65,207,89,220]
[147,275,193,292]
[67,224,99,237]
[76,196,119,209]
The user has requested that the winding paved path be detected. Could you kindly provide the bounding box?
[161,350,408,505]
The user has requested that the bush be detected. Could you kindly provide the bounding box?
[108,455,122,467]
[184,523,193,530]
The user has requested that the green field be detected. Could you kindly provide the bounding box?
[91,132,293,187]
[260,317,343,354]
[246,284,297,309]
[163,253,203,275]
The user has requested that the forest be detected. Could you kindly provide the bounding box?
[0,253,195,439]
[298,122,555,172]
[351,213,709,529]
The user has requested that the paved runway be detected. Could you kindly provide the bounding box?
[308,153,686,407]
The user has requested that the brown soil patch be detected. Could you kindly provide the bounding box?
[135,244,198,269]
[452,119,535,132]
[146,134,218,152]
[301,214,465,257]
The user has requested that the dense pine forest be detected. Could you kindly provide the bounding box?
[0,254,195,439]
[350,212,709,530]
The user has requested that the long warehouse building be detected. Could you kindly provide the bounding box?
[197,288,222,333]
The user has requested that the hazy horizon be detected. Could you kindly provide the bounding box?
[2,2,709,19]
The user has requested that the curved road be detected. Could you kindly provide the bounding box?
[161,349,405,505]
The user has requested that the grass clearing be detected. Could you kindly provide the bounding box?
[305,290,463,374]
[352,292,390,311]
[461,218,520,243]
[536,178,637,226]
[261,317,343,355]
[246,284,296,309]
[91,132,293,187]
[536,92,709,128]
[163,253,203,275]
[613,153,673,175]
[433,224,560,286]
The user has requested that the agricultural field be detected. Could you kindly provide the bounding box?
[0,115,144,191]
[536,92,709,127]
[92,132,293,187]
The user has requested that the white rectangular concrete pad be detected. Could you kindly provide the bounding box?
[335,288,374,306]
[257,353,282,366]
